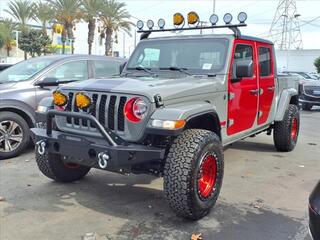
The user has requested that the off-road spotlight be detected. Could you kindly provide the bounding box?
[147,20,154,30]
[158,18,165,29]
[209,14,219,25]
[237,12,247,23]
[173,13,185,28]
[223,13,233,24]
[137,20,144,30]
[187,11,200,26]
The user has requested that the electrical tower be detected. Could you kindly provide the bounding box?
[269,0,303,50]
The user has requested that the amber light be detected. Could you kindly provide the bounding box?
[173,13,185,27]
[53,91,68,107]
[75,93,91,109]
[188,11,199,25]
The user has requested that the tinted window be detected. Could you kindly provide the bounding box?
[233,44,254,78]
[92,60,121,78]
[259,47,272,77]
[43,60,88,81]
[127,38,229,74]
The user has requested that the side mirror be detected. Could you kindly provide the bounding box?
[36,77,59,87]
[119,61,127,74]
[231,60,254,83]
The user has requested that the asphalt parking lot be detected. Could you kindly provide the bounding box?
[1,109,319,240]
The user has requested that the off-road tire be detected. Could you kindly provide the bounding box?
[273,104,300,152]
[163,129,224,220]
[36,151,91,183]
[0,111,30,160]
[301,103,312,111]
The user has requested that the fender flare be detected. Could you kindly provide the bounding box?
[275,88,298,121]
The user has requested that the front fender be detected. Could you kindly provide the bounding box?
[151,101,217,121]
[0,99,36,124]
[275,88,298,121]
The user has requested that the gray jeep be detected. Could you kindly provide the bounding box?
[31,15,300,220]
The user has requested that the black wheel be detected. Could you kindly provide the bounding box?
[301,103,312,111]
[163,129,224,220]
[0,111,30,160]
[36,151,91,183]
[273,104,300,152]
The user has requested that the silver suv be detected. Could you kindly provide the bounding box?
[0,55,125,159]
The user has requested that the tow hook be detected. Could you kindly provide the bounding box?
[98,152,110,169]
[36,140,47,155]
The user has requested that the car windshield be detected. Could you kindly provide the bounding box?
[126,38,229,76]
[0,58,55,83]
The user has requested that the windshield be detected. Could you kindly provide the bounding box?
[126,38,229,75]
[0,58,55,83]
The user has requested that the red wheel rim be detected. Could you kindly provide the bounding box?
[291,118,298,141]
[64,163,80,169]
[198,154,217,199]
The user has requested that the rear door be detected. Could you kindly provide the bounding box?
[227,40,259,135]
[257,44,275,125]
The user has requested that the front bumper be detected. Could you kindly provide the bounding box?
[299,94,320,106]
[31,110,165,170]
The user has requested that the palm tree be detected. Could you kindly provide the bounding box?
[5,0,35,32]
[82,0,103,55]
[5,0,35,59]
[0,19,17,57]
[35,1,54,36]
[100,0,133,56]
[48,0,82,54]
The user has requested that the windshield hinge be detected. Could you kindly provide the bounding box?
[154,94,164,108]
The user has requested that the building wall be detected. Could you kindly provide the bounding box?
[276,49,320,73]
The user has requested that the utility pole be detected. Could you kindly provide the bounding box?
[212,0,216,33]
[269,0,303,50]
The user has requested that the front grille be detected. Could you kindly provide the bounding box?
[65,92,127,132]
[304,86,320,97]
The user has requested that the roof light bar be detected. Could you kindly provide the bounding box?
[223,13,233,24]
[158,18,165,29]
[187,11,200,27]
[137,20,144,30]
[147,20,154,30]
[209,14,219,25]
[238,12,248,24]
[173,13,185,28]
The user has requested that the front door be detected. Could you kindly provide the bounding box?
[257,43,275,125]
[227,40,259,135]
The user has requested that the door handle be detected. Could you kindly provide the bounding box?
[250,89,260,95]
[267,86,275,92]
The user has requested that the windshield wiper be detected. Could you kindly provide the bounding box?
[127,66,155,75]
[160,66,192,76]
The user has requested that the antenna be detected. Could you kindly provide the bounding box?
[269,0,303,50]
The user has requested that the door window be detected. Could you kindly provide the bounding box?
[259,47,272,77]
[92,60,121,78]
[43,60,88,81]
[233,44,254,78]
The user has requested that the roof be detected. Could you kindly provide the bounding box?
[33,54,126,62]
[240,35,274,45]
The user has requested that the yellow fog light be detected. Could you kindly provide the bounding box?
[188,11,199,26]
[173,13,185,27]
[150,119,186,130]
[76,93,91,109]
[53,91,68,106]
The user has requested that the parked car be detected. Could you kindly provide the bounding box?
[0,63,13,72]
[309,181,320,240]
[31,13,300,220]
[299,79,320,111]
[283,71,317,80]
[0,54,125,159]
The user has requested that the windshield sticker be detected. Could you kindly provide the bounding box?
[202,63,212,70]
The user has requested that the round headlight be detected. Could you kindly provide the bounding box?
[173,13,185,28]
[75,93,91,109]
[187,11,200,26]
[158,18,165,29]
[209,14,219,25]
[223,13,233,24]
[238,12,247,23]
[124,97,148,123]
[147,20,154,30]
[53,91,68,107]
[137,20,144,30]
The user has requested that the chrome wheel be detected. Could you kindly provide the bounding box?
[0,120,23,153]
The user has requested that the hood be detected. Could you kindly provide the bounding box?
[60,76,226,102]
[302,79,320,87]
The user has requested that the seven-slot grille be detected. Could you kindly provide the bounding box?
[64,92,127,132]
[304,85,320,97]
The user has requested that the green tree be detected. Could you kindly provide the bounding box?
[48,0,82,54]
[19,29,52,57]
[35,1,54,36]
[314,57,320,74]
[0,19,17,57]
[5,0,35,59]
[82,0,103,55]
[100,0,133,56]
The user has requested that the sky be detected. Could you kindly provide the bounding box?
[0,0,320,56]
